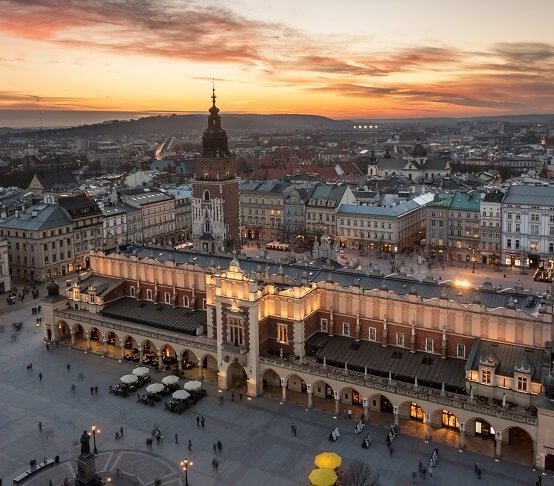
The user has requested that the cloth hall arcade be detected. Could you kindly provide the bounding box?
[40,244,554,471]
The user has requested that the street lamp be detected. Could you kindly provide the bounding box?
[90,425,100,454]
[180,459,193,486]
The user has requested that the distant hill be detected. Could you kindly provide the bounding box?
[5,114,353,139]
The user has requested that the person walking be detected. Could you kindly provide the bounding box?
[94,385,99,395]
[174,433,178,444]
[214,459,219,473]
[71,384,76,394]
[188,440,192,452]
[90,386,94,396]
[217,440,222,453]
[38,421,42,433]
[120,426,124,437]
[38,372,43,382]
[201,416,205,428]
[67,364,71,372]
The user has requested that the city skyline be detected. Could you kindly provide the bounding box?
[1,0,554,120]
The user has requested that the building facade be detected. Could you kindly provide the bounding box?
[41,245,554,470]
[447,191,481,263]
[0,238,12,293]
[480,192,503,266]
[305,184,356,237]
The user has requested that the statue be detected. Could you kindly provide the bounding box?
[80,430,91,455]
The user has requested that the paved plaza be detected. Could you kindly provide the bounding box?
[0,286,552,486]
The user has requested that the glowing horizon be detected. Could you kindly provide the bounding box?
[1,0,554,119]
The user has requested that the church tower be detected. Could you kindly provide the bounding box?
[191,87,240,253]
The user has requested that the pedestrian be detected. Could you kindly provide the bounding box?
[38,372,43,382]
[94,385,98,395]
[174,433,179,444]
[217,440,222,453]
[90,386,94,396]
[201,416,205,428]
[67,364,71,372]
[476,467,481,480]
[473,463,479,475]
[38,421,42,433]
[188,440,192,452]
[214,459,219,472]
[29,363,33,371]
[71,384,76,394]
[196,416,200,427]
[212,458,216,471]
[120,426,124,437]
[537,474,542,486]
[239,393,243,401]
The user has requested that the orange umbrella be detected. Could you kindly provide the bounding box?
[308,468,337,486]
[314,452,342,470]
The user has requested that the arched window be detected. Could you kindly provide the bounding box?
[203,190,210,201]
[130,286,135,298]
[204,220,211,233]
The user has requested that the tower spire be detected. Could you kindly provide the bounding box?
[212,79,216,107]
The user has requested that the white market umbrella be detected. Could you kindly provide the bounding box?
[172,390,191,400]
[146,383,165,394]
[120,374,139,384]
[162,375,179,386]
[183,380,202,392]
[132,367,150,377]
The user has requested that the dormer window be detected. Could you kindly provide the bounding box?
[482,369,491,384]
[517,376,528,392]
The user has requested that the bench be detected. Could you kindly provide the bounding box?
[13,458,56,484]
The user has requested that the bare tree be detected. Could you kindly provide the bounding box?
[341,459,380,486]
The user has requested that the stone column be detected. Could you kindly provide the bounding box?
[119,342,125,360]
[103,337,108,355]
[178,357,183,373]
[424,414,432,441]
[393,405,399,427]
[138,345,143,363]
[307,384,313,409]
[70,327,76,345]
[334,390,341,416]
[362,398,369,421]
[158,349,163,370]
[459,422,466,449]
[495,431,502,458]
[281,378,287,402]
[85,332,91,351]
[197,358,204,380]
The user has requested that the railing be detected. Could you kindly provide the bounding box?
[55,309,217,353]
[259,355,538,425]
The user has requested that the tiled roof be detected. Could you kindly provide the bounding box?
[307,333,467,391]
[503,185,554,207]
[101,297,206,335]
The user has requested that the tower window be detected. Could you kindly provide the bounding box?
[205,220,211,233]
[203,190,210,201]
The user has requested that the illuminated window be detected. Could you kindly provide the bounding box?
[164,292,171,304]
[369,327,377,341]
[342,323,350,336]
[482,369,491,384]
[130,286,135,298]
[228,317,244,347]
[396,333,404,347]
[146,289,153,301]
[425,338,434,353]
[517,376,528,392]
[277,323,288,344]
[320,318,328,332]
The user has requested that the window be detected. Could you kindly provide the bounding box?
[146,289,153,300]
[342,323,350,336]
[369,327,377,341]
[457,344,465,358]
[531,214,539,222]
[517,376,528,392]
[320,318,328,332]
[89,293,95,304]
[277,323,288,344]
[396,333,404,347]
[183,295,190,307]
[202,298,207,309]
[204,220,211,233]
[482,369,491,384]
[130,286,135,298]
[164,292,171,304]
[228,317,244,347]
[531,225,539,235]
[425,338,434,353]
[507,238,512,248]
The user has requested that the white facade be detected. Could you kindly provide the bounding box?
[192,195,226,253]
[0,238,11,294]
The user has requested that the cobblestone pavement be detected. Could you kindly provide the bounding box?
[1,286,552,486]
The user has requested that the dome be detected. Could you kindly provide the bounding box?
[544,373,554,399]
[47,280,59,297]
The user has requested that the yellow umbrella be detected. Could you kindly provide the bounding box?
[314,452,342,470]
[308,468,337,486]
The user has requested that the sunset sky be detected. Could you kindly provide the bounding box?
[1,0,554,120]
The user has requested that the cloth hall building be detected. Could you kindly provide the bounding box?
[40,244,554,471]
